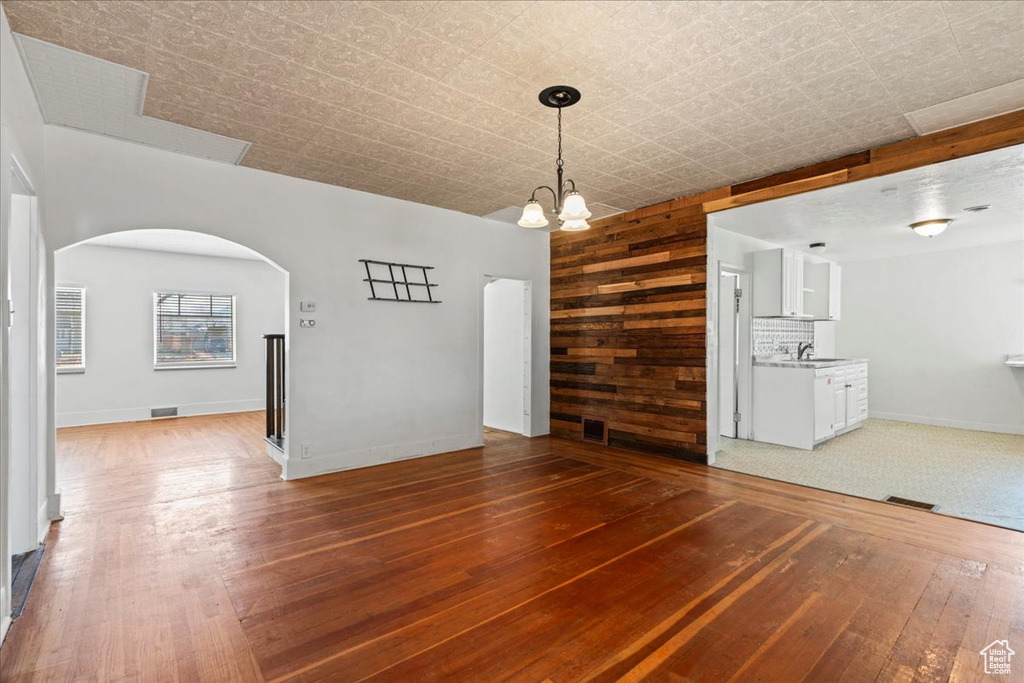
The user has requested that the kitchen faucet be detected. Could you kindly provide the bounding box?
[797,342,814,360]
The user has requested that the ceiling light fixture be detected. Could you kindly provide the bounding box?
[910,219,952,237]
[809,242,827,254]
[518,86,590,231]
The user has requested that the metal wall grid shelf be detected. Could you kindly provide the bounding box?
[360,259,441,303]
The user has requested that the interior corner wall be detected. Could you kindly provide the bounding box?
[40,126,550,479]
[550,205,708,463]
[54,244,287,427]
[483,279,526,434]
[835,241,1024,434]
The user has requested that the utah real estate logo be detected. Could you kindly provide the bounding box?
[980,640,1015,676]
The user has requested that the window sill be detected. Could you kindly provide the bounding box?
[154,363,237,371]
[56,367,85,375]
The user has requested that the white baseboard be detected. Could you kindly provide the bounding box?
[283,433,482,480]
[870,411,1024,436]
[265,442,286,467]
[47,491,62,521]
[56,399,264,427]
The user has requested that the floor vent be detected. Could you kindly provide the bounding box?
[885,495,936,511]
[581,416,608,445]
[151,407,178,418]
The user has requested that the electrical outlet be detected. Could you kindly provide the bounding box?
[299,319,316,328]
[301,444,312,459]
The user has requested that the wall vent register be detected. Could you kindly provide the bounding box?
[581,417,608,445]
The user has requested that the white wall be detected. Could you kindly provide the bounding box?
[836,241,1024,434]
[483,279,526,434]
[41,126,551,479]
[712,226,788,269]
[54,244,286,426]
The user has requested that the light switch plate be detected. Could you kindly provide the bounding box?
[300,301,316,312]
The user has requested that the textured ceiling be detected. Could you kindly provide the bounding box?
[4,0,1024,218]
[712,144,1024,262]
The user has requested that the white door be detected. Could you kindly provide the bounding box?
[846,385,860,426]
[8,193,36,554]
[781,249,794,316]
[792,251,805,317]
[718,274,737,437]
[828,263,841,320]
[833,385,847,432]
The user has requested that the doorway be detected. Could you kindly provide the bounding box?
[717,264,752,441]
[482,277,531,437]
[51,230,289,509]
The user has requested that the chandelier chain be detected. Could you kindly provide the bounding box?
[556,107,563,169]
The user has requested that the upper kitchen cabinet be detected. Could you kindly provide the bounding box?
[752,248,805,318]
[805,262,841,321]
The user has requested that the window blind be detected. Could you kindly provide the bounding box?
[154,293,235,368]
[55,286,85,370]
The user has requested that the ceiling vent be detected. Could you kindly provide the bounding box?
[13,34,250,165]
[903,78,1024,135]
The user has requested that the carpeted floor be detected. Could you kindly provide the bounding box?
[714,419,1024,531]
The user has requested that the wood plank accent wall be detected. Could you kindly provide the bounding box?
[550,109,1024,464]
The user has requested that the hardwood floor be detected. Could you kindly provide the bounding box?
[2,412,1021,681]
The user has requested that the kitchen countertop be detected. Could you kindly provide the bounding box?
[754,358,869,369]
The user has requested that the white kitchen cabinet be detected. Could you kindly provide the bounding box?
[752,361,868,449]
[805,262,841,321]
[831,363,868,434]
[752,248,805,318]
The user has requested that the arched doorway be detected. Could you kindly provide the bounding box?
[50,229,289,512]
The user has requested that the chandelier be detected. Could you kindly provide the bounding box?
[518,86,591,231]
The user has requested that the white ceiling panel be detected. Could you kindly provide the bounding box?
[13,34,250,165]
[711,145,1024,262]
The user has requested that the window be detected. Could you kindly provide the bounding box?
[55,286,85,372]
[153,292,236,369]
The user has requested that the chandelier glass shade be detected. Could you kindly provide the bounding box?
[518,86,591,232]
[518,200,549,228]
[909,218,951,237]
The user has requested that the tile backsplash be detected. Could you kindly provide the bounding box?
[753,318,814,359]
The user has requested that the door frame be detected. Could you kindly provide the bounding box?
[7,164,42,556]
[478,275,533,442]
[719,262,753,442]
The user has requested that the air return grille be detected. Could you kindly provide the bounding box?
[151,407,178,419]
[581,416,608,445]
